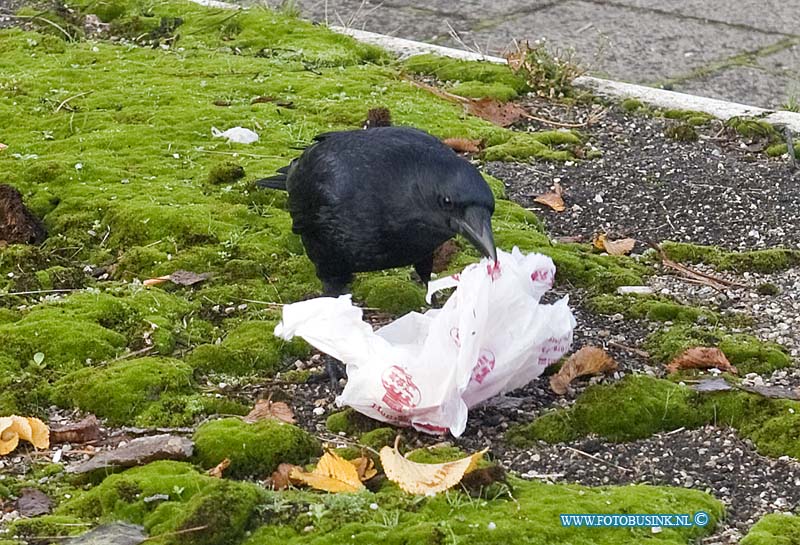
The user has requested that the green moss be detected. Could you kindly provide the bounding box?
[726,116,779,139]
[661,109,714,126]
[326,408,382,435]
[242,476,721,544]
[8,515,86,542]
[482,173,507,200]
[756,282,780,296]
[646,323,791,375]
[207,161,246,186]
[741,513,800,545]
[509,375,800,459]
[60,461,265,545]
[280,369,313,383]
[187,320,309,375]
[664,124,698,142]
[352,275,425,314]
[403,54,529,94]
[193,417,320,478]
[405,445,467,464]
[621,98,643,112]
[661,242,800,273]
[482,131,580,162]
[588,294,716,324]
[53,357,196,425]
[445,80,518,101]
[765,142,800,157]
[359,427,397,450]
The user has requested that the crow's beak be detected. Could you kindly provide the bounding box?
[456,206,497,262]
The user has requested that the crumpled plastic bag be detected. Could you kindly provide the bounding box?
[211,126,259,144]
[275,247,576,437]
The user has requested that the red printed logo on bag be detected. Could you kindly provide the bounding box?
[530,268,554,286]
[471,348,496,384]
[381,366,421,412]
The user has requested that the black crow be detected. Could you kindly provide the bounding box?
[255,126,497,296]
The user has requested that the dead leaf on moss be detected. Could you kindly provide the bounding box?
[0,143,7,151]
[244,399,295,424]
[464,98,528,127]
[533,182,565,212]
[267,462,304,490]
[143,270,211,287]
[432,239,461,273]
[550,346,618,394]
[593,233,636,256]
[350,456,378,481]
[17,488,53,517]
[51,414,102,444]
[0,416,50,455]
[380,438,486,495]
[207,457,230,478]
[442,138,482,154]
[667,347,737,374]
[290,450,365,493]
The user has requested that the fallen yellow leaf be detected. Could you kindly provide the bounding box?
[0,416,50,455]
[290,450,365,493]
[380,438,487,495]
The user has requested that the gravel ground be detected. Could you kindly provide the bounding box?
[487,98,800,251]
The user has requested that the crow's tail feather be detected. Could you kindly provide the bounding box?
[254,165,290,190]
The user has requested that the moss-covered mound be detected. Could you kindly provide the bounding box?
[741,513,800,545]
[509,375,800,459]
[193,417,320,478]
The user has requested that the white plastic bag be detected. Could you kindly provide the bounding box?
[275,247,576,437]
[211,126,259,144]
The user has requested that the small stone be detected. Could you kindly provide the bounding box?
[312,407,325,416]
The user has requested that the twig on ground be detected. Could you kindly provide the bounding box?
[784,127,797,172]
[55,91,93,113]
[647,241,747,292]
[564,445,631,473]
[607,341,650,359]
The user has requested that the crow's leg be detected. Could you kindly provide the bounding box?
[319,273,353,391]
[414,255,438,306]
[321,274,353,297]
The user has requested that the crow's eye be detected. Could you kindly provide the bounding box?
[440,196,453,209]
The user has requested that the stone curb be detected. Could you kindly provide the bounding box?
[188,0,800,132]
[333,27,800,133]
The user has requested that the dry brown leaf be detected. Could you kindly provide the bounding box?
[143,270,211,288]
[244,399,295,424]
[51,415,102,444]
[0,416,50,455]
[0,143,7,151]
[380,438,487,495]
[593,233,635,256]
[207,457,230,478]
[534,182,565,212]
[666,347,737,375]
[268,463,304,490]
[464,98,528,127]
[442,138,482,154]
[350,456,378,481]
[290,450,365,493]
[550,346,618,395]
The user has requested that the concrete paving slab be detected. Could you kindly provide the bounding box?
[758,42,800,79]
[675,65,799,110]
[605,0,800,36]
[294,0,472,41]
[450,0,781,83]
